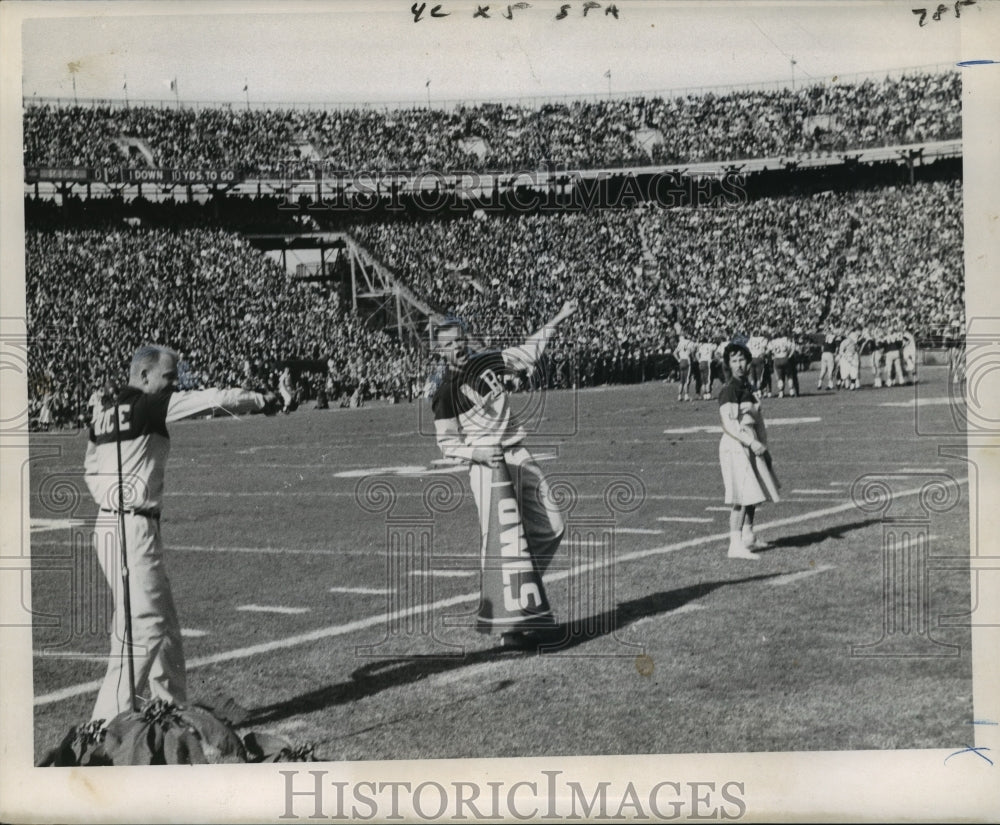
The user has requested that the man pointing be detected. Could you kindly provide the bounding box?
[85,344,276,722]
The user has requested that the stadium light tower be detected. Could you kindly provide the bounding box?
[791,58,797,91]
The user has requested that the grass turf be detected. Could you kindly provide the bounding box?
[26,365,973,763]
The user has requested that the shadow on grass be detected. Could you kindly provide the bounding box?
[241,572,784,727]
[760,516,882,550]
[242,516,881,726]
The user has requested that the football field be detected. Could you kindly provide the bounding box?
[27,365,974,763]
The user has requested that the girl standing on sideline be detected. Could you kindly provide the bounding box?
[717,343,781,560]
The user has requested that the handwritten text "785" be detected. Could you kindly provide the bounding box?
[912,1,976,26]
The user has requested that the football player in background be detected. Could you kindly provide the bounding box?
[866,328,885,388]
[902,330,918,384]
[675,332,697,401]
[838,329,862,390]
[767,331,796,398]
[745,330,770,395]
[883,332,906,387]
[817,330,839,391]
[696,336,718,400]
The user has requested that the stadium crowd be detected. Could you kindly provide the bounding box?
[25,177,962,428]
[24,71,959,174]
[354,178,963,375]
[26,229,422,427]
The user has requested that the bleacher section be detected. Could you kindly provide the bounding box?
[22,69,965,427]
[23,71,959,174]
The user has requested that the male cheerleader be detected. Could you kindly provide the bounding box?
[85,345,277,722]
[432,299,577,649]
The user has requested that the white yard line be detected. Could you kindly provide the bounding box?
[24,490,927,557]
[329,587,393,595]
[235,604,311,615]
[671,603,708,615]
[879,397,955,408]
[32,491,730,502]
[663,417,821,435]
[33,477,967,707]
[31,482,928,509]
[410,570,478,578]
[30,519,87,532]
[333,465,467,478]
[180,544,359,556]
[28,539,472,559]
[33,651,110,661]
[333,454,562,478]
[896,467,950,473]
[767,565,836,586]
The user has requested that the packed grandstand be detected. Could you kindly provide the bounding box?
[24,70,959,172]
[23,68,965,428]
